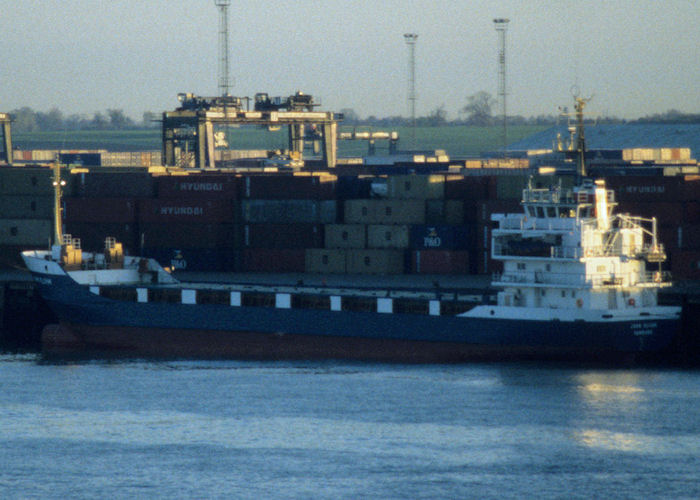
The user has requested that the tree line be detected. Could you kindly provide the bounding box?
[342,91,700,127]
[9,107,160,133]
[8,91,700,132]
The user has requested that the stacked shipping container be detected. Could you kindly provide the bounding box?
[307,174,472,274]
[238,174,337,272]
[1,163,698,280]
[0,168,58,263]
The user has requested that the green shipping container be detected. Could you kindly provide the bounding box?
[387,174,445,199]
[305,248,347,273]
[346,249,404,274]
[324,224,366,249]
[0,167,55,195]
[0,219,53,246]
[367,225,409,249]
[344,199,425,225]
[425,200,464,225]
[0,195,54,219]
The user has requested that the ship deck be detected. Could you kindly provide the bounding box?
[172,271,492,292]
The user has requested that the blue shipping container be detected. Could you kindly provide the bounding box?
[409,225,471,250]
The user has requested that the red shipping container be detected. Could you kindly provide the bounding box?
[657,225,681,253]
[156,174,239,199]
[77,172,155,198]
[239,174,336,199]
[607,176,687,203]
[139,198,235,223]
[241,248,306,272]
[472,200,521,223]
[444,176,489,201]
[681,176,700,201]
[140,222,239,249]
[411,250,469,274]
[469,248,502,275]
[243,224,323,249]
[670,250,700,280]
[684,201,700,224]
[680,225,700,250]
[64,197,137,223]
[616,201,684,225]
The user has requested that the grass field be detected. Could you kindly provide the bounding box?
[13,125,550,157]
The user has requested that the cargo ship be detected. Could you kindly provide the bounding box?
[21,155,682,361]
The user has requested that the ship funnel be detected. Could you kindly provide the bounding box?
[594,180,609,231]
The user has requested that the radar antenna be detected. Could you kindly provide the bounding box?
[559,89,593,180]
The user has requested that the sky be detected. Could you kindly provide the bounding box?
[1,0,698,121]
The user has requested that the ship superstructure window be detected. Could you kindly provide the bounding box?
[517,263,526,270]
[561,290,566,297]
[547,207,556,218]
[536,206,544,218]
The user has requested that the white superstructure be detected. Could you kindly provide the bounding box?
[463,178,679,323]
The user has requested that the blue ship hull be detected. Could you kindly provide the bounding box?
[32,273,681,362]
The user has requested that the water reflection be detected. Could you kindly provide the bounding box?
[573,373,649,452]
[575,373,646,406]
[575,429,649,452]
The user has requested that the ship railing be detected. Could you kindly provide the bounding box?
[497,217,577,232]
[549,246,582,259]
[493,241,641,259]
[521,187,575,204]
[494,271,589,286]
[493,270,667,287]
[640,270,672,284]
[492,243,582,259]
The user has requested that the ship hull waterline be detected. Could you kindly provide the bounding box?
[34,292,679,363]
[40,319,678,363]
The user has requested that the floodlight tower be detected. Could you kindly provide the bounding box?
[493,18,509,155]
[215,0,231,96]
[404,33,418,148]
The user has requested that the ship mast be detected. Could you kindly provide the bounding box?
[52,160,66,246]
[574,96,590,180]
